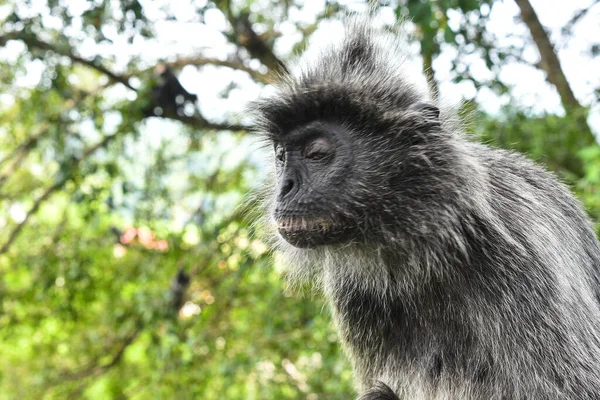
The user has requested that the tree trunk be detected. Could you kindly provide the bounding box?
[513,0,593,140]
[514,0,579,110]
[422,51,440,99]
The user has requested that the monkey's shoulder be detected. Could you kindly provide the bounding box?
[472,143,584,211]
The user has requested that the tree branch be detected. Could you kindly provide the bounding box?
[0,123,49,171]
[64,329,141,383]
[0,124,50,190]
[561,0,600,38]
[0,91,92,190]
[0,132,121,255]
[159,110,247,132]
[0,87,95,182]
[514,0,581,111]
[229,12,288,75]
[422,51,440,99]
[0,32,135,91]
[30,37,135,91]
[63,328,141,400]
[513,0,596,146]
[97,329,141,372]
[167,56,270,84]
[2,32,251,132]
[0,181,64,255]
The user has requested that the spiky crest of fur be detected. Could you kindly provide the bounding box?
[251,16,600,400]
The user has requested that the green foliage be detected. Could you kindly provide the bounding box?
[0,197,354,399]
[0,0,598,399]
[397,0,526,95]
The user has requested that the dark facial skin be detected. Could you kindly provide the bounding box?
[273,121,357,248]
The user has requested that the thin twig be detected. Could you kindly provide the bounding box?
[0,133,120,255]
[64,329,141,383]
[0,180,63,255]
[0,32,135,91]
[0,123,49,170]
[26,36,135,91]
[561,0,600,37]
[64,328,141,400]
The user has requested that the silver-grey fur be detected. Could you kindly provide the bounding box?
[252,16,600,400]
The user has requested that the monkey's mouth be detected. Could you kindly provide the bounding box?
[277,217,336,232]
[275,217,353,248]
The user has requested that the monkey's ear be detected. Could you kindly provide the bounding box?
[409,102,440,120]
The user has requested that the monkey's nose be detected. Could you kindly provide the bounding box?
[280,179,295,199]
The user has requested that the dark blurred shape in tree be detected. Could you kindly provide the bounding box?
[143,64,198,118]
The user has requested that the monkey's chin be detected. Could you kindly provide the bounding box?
[276,218,354,248]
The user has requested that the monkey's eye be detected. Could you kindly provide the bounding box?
[305,138,332,160]
[275,145,285,162]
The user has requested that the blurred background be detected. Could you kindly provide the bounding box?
[0,0,599,398]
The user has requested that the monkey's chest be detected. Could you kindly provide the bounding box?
[327,282,486,398]
[328,280,442,361]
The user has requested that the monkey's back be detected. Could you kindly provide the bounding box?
[335,141,600,400]
[438,141,600,398]
[476,143,600,294]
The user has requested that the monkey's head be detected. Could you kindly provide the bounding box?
[253,20,460,249]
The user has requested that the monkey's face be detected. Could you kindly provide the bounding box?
[272,120,361,248]
[269,106,447,249]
